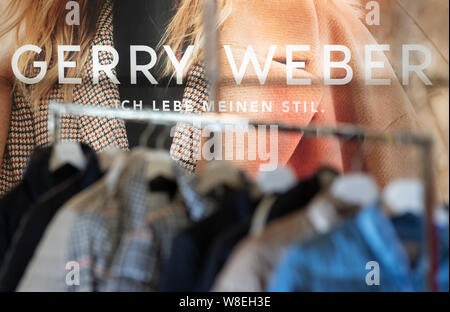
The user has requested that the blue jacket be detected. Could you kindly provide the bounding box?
[268,206,449,292]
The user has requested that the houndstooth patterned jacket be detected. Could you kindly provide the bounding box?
[0,0,129,196]
[169,64,209,173]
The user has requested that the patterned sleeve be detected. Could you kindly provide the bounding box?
[169,64,209,172]
[61,0,129,152]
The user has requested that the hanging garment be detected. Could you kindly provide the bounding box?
[212,196,358,292]
[0,146,101,292]
[195,206,252,292]
[195,169,330,291]
[14,149,116,292]
[0,0,128,196]
[105,202,190,292]
[17,206,78,292]
[170,0,419,187]
[66,151,191,292]
[66,152,148,292]
[157,185,256,292]
[267,207,450,292]
[173,165,216,222]
[0,145,100,269]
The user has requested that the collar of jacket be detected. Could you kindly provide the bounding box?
[23,144,101,201]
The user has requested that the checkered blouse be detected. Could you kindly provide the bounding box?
[0,0,129,196]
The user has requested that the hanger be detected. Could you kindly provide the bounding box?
[136,120,175,180]
[257,166,297,195]
[139,122,158,147]
[434,204,449,227]
[143,150,175,181]
[329,173,379,207]
[131,147,178,201]
[250,166,297,236]
[155,126,171,150]
[137,120,179,198]
[139,120,172,150]
[382,179,424,217]
[49,142,87,172]
[382,179,428,268]
[251,166,340,236]
[329,138,379,208]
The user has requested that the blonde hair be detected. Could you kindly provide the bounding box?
[161,0,362,78]
[0,0,104,108]
[160,0,233,78]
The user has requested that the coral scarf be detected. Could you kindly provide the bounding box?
[215,0,418,186]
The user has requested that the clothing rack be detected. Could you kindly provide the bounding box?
[199,0,438,292]
[47,102,438,291]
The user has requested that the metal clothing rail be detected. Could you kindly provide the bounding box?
[47,102,438,292]
[199,0,439,292]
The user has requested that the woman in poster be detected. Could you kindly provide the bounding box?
[0,0,128,194]
[168,0,420,186]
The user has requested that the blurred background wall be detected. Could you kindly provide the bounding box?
[362,0,449,201]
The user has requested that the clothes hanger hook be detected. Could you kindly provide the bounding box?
[156,126,171,150]
[139,123,158,147]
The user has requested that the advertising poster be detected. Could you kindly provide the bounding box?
[0,0,448,303]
